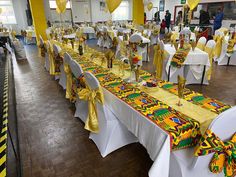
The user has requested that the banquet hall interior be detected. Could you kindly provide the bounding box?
[0,0,236,177]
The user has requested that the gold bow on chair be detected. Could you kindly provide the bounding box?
[77,86,104,133]
[153,44,164,79]
[64,63,72,100]
[227,39,236,54]
[195,129,236,177]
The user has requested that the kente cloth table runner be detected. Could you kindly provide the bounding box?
[52,40,231,150]
[165,44,210,79]
[170,47,190,68]
[51,40,231,177]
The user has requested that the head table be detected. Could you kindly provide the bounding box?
[51,40,231,177]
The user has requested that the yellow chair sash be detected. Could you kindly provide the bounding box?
[214,36,224,58]
[47,44,56,75]
[77,86,104,133]
[205,46,214,80]
[227,39,235,54]
[195,129,236,177]
[153,44,164,79]
[64,63,72,100]
[196,42,205,51]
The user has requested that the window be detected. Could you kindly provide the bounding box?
[0,0,16,24]
[49,0,71,9]
[112,1,129,21]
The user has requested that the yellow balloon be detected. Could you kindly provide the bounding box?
[187,0,200,10]
[56,0,67,14]
[106,0,122,13]
[147,2,153,11]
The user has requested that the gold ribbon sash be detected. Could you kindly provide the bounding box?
[195,129,236,177]
[214,36,224,58]
[205,46,214,80]
[227,39,236,54]
[77,86,104,133]
[196,42,205,51]
[153,44,164,79]
[64,63,72,100]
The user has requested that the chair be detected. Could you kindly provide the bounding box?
[82,72,137,157]
[196,37,207,51]
[58,55,67,90]
[184,40,216,85]
[52,44,62,80]
[169,106,236,177]
[70,60,88,123]
[103,27,112,49]
[44,41,50,72]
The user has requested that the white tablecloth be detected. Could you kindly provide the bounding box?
[165,44,210,79]
[63,33,76,39]
[102,88,170,177]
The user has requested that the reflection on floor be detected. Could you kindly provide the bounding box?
[14,42,235,177]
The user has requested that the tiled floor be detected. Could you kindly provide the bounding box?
[14,42,236,177]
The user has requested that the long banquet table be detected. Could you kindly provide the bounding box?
[51,40,231,177]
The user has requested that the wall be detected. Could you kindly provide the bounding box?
[90,0,111,22]
[11,0,28,32]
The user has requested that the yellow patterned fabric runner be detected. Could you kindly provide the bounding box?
[77,86,104,133]
[51,40,231,150]
[195,129,236,177]
[171,47,190,68]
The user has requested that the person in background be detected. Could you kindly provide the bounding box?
[47,20,51,27]
[199,10,210,25]
[165,10,171,32]
[144,13,147,24]
[160,19,166,34]
[154,11,160,24]
[175,11,182,26]
[213,8,224,31]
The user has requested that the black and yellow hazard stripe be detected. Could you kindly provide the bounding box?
[0,61,8,177]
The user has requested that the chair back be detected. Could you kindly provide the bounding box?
[196,37,207,50]
[159,40,164,50]
[214,30,224,37]
[63,52,72,64]
[84,72,100,90]
[70,60,83,78]
[53,44,61,55]
[193,106,236,168]
[204,40,216,58]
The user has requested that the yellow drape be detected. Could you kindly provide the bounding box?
[78,86,104,133]
[29,0,47,44]
[153,45,164,79]
[133,0,144,25]
[56,0,67,14]
[64,63,72,100]
[47,42,56,75]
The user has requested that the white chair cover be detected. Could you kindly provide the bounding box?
[169,106,236,177]
[83,72,138,157]
[185,40,216,85]
[59,52,71,89]
[217,38,236,66]
[196,37,207,50]
[53,44,61,80]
